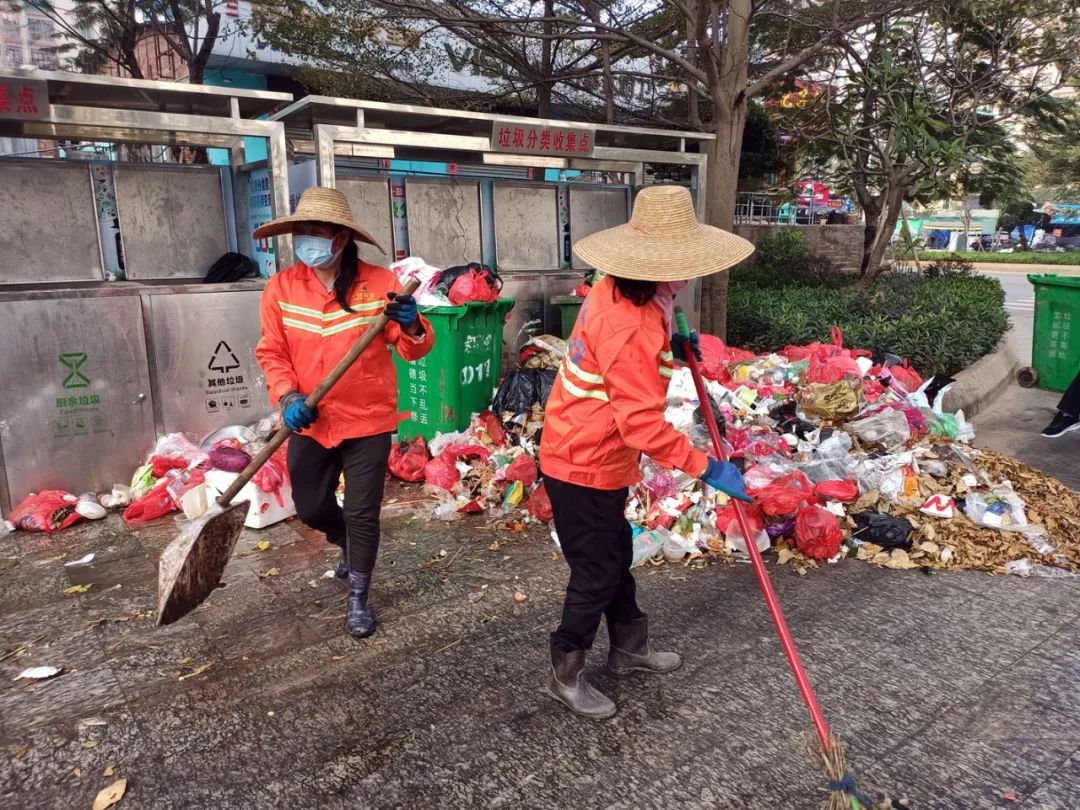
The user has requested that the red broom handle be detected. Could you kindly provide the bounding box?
[675,309,832,749]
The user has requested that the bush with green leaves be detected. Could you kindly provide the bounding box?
[924,253,975,278]
[727,269,1009,377]
[917,250,1080,266]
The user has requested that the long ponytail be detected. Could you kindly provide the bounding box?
[334,239,359,313]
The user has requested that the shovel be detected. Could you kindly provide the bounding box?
[156,278,421,626]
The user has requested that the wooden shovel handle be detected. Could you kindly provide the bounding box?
[216,277,421,506]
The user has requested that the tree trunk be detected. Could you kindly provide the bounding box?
[699,101,748,338]
[855,188,905,290]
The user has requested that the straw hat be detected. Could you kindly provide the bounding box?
[253,186,385,254]
[572,185,753,281]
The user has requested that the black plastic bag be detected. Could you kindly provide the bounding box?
[204,252,257,283]
[852,512,912,549]
[491,369,556,415]
[436,262,502,297]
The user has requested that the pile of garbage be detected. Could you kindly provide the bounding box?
[404,326,1079,579]
[392,258,503,306]
[5,424,291,534]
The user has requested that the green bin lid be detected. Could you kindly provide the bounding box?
[1026,273,1080,289]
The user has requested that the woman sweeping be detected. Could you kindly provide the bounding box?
[255,187,434,638]
[539,185,755,718]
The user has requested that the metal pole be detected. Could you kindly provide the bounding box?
[268,126,292,269]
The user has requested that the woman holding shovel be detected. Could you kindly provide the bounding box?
[254,187,434,638]
[539,185,755,718]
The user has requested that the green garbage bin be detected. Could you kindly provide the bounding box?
[551,295,584,339]
[1025,274,1080,392]
[394,299,514,440]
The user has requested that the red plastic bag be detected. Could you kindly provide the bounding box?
[525,482,553,521]
[813,479,859,503]
[504,454,538,487]
[716,501,764,537]
[807,352,863,384]
[9,490,81,532]
[573,282,591,297]
[424,453,460,492]
[477,411,506,446]
[794,505,843,560]
[888,361,923,393]
[449,269,499,305]
[745,432,793,461]
[751,471,815,518]
[252,442,290,506]
[698,334,756,383]
[150,454,189,479]
[388,436,429,482]
[123,480,178,524]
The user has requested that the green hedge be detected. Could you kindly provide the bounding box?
[918,250,1080,266]
[727,271,1009,377]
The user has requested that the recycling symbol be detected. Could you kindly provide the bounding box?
[208,340,240,374]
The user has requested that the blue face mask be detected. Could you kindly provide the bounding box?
[294,235,339,268]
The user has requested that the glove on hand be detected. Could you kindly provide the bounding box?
[281,391,318,432]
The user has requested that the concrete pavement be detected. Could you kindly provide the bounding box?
[4,495,1080,809]
[970,270,1077,489]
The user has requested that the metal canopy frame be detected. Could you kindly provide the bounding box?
[0,69,294,266]
[270,96,709,213]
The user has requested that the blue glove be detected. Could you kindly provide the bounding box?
[281,391,318,432]
[671,330,702,362]
[385,292,418,329]
[700,458,753,503]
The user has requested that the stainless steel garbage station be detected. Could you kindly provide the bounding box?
[0,79,714,511]
[269,97,713,356]
[0,71,293,511]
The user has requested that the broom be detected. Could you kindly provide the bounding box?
[675,309,872,810]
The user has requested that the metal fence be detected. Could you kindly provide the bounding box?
[735,192,854,226]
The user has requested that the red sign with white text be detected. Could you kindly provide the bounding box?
[491,121,595,158]
[0,78,48,121]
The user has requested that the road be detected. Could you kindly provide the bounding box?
[970,268,1078,490]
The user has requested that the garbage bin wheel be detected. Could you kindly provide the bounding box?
[1016,366,1038,388]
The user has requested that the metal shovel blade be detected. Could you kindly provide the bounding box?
[156,500,250,626]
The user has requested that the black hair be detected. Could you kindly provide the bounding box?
[612,275,657,307]
[334,238,359,313]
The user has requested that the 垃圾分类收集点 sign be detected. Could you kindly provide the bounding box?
[491,121,595,158]
[0,78,48,121]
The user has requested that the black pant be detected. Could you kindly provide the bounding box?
[286,432,392,574]
[1058,370,1080,418]
[545,475,645,651]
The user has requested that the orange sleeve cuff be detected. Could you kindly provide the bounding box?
[684,449,709,479]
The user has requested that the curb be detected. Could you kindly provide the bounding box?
[941,334,1020,418]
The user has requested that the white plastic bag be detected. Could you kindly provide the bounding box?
[390,257,443,304]
[631,528,664,568]
[964,485,1028,530]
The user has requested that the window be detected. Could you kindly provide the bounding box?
[2,18,20,42]
[27,17,53,42]
[30,47,56,68]
[2,47,21,68]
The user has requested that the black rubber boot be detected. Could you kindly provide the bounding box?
[607,616,681,675]
[347,571,376,638]
[545,636,615,719]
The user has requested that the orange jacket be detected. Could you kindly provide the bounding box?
[255,261,434,448]
[539,276,708,490]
